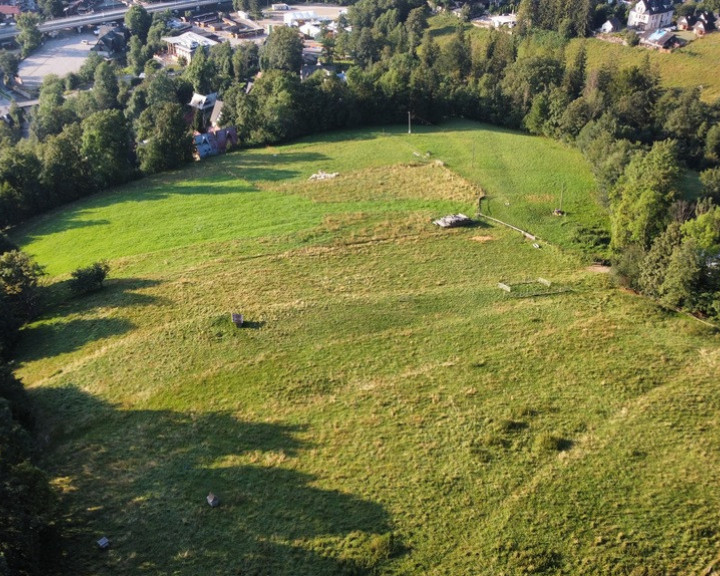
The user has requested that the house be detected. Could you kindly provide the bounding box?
[490,13,517,29]
[693,11,716,35]
[0,5,20,17]
[189,92,217,113]
[677,15,696,30]
[601,16,622,33]
[639,28,679,49]
[193,126,238,159]
[162,32,218,63]
[209,99,224,128]
[627,0,674,30]
[93,25,126,55]
[189,92,217,128]
[300,63,336,81]
[298,22,322,38]
[693,19,713,35]
[283,10,330,26]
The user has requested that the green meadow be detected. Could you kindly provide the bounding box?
[10,122,720,575]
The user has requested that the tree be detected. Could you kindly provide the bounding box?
[610,140,681,251]
[501,55,563,126]
[682,205,720,255]
[239,70,302,144]
[438,24,470,81]
[93,61,120,110]
[660,238,702,310]
[69,261,110,295]
[31,75,76,140]
[16,13,42,58]
[0,250,43,321]
[184,47,215,93]
[209,41,234,90]
[40,123,91,204]
[232,42,259,82]
[128,35,147,76]
[700,167,720,201]
[0,143,44,215]
[136,102,193,174]
[260,26,304,73]
[0,50,19,85]
[676,1,697,17]
[705,124,720,165]
[81,110,136,190]
[78,51,104,84]
[37,0,63,18]
[639,222,682,298]
[577,114,636,203]
[562,45,586,100]
[0,233,16,256]
[405,6,427,51]
[655,87,707,166]
[0,366,58,574]
[125,4,152,42]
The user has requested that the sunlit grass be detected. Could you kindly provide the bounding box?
[10,122,720,575]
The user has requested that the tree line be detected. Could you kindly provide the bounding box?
[3,2,720,317]
[0,236,58,575]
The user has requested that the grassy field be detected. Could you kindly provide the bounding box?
[10,122,720,575]
[570,32,720,103]
[15,121,605,277]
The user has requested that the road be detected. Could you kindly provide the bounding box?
[0,0,229,41]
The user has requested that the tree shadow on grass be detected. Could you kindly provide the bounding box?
[15,317,135,362]
[31,386,401,576]
[38,277,164,314]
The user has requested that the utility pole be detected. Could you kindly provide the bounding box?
[408,111,411,135]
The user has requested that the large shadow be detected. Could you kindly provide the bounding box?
[40,277,165,314]
[16,278,163,363]
[15,317,135,362]
[32,386,400,576]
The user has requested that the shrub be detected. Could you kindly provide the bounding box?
[69,261,110,295]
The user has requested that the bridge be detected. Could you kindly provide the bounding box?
[0,0,230,42]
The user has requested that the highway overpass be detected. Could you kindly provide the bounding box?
[0,0,231,42]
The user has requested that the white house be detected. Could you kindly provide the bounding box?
[627,0,674,30]
[299,22,322,38]
[601,16,622,33]
[283,10,317,25]
[162,32,218,62]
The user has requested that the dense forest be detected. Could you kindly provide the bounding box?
[1,1,720,569]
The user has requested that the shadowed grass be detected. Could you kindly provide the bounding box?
[10,122,720,575]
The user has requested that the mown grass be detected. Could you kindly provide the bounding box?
[15,121,605,277]
[10,122,720,575]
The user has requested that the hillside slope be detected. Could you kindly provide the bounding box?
[11,123,720,575]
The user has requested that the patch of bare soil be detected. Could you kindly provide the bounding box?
[587,264,611,274]
[471,235,494,243]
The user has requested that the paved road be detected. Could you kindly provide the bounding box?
[0,0,230,41]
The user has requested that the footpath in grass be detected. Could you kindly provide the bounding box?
[11,123,720,575]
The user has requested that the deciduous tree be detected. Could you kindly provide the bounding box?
[125,4,152,42]
[81,110,136,189]
[260,26,304,73]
